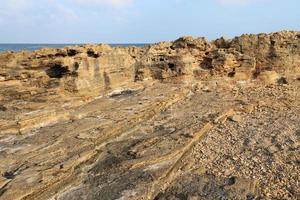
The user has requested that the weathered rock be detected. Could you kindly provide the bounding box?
[1,31,299,99]
[257,71,280,84]
[229,31,300,76]
[155,174,258,200]
[0,31,299,200]
[229,114,243,123]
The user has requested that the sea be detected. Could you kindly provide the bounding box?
[0,43,148,52]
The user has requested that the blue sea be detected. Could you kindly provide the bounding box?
[0,43,148,52]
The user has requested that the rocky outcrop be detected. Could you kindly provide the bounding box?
[0,31,299,135]
[0,31,299,200]
[0,44,140,96]
[1,31,299,97]
[229,31,300,74]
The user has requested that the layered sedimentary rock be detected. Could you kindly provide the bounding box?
[1,31,299,97]
[0,31,299,200]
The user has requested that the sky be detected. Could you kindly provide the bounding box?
[0,0,299,43]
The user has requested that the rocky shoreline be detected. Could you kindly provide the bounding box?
[0,31,299,199]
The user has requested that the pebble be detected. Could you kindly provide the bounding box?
[229,115,243,123]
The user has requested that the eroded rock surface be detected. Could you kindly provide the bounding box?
[0,31,299,200]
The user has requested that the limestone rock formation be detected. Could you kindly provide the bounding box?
[0,31,299,200]
[0,31,299,98]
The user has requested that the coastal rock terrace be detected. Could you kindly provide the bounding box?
[0,31,299,200]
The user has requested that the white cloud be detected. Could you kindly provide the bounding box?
[0,0,135,28]
[0,0,79,26]
[0,0,32,24]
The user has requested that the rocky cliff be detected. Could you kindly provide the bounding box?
[1,31,299,98]
[0,31,299,200]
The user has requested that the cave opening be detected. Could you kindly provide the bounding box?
[87,49,99,58]
[200,57,213,69]
[168,63,176,71]
[46,64,70,78]
[67,49,78,57]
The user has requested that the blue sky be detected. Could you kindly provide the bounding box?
[0,0,299,43]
